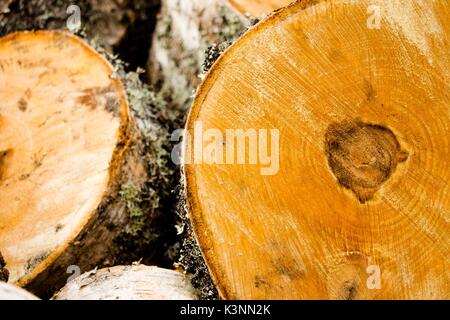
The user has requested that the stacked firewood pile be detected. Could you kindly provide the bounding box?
[0,0,448,300]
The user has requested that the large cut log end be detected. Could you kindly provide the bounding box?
[184,0,450,299]
[0,30,146,296]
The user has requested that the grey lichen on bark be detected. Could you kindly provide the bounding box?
[116,68,180,266]
[175,183,219,299]
[0,0,258,300]
[147,0,253,300]
[148,0,261,300]
[0,0,159,52]
[0,12,180,296]
[21,42,180,298]
[148,0,249,124]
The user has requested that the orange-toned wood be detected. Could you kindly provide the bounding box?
[184,0,449,299]
[0,31,137,295]
[228,0,294,17]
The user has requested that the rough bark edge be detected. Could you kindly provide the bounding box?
[0,0,160,53]
[34,56,177,299]
[143,1,257,300]
[148,0,251,127]
[169,10,262,303]
[0,250,9,282]
[182,0,320,299]
[0,30,176,297]
[171,11,263,302]
[175,173,219,300]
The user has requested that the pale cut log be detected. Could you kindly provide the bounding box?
[0,282,39,300]
[0,30,148,297]
[52,265,197,300]
[184,0,450,299]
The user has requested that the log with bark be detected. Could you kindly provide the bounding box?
[147,0,296,300]
[0,30,174,298]
[52,265,197,300]
[148,1,248,299]
[148,0,296,119]
[148,0,247,120]
[183,0,450,299]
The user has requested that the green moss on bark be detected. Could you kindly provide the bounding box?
[112,68,180,268]
[175,180,219,300]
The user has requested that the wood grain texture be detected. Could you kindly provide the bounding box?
[52,265,197,300]
[0,31,146,296]
[228,0,294,17]
[184,0,449,299]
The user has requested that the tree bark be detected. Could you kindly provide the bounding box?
[0,0,159,52]
[183,0,450,299]
[52,265,197,300]
[147,0,300,300]
[148,0,248,120]
[0,250,8,282]
[147,0,254,299]
[147,0,294,112]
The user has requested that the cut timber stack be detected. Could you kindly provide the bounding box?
[0,31,149,297]
[52,265,197,300]
[184,0,450,299]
